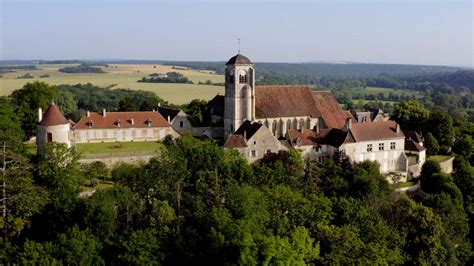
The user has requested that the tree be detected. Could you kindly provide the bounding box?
[453,135,473,160]
[424,133,440,156]
[389,196,447,264]
[0,141,47,237]
[427,108,455,152]
[81,161,109,186]
[390,101,429,131]
[10,82,57,139]
[56,226,104,265]
[118,96,140,111]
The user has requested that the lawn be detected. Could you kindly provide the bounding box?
[75,141,165,155]
[0,63,224,104]
[429,155,453,163]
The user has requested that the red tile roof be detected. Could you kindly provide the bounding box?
[287,129,330,146]
[287,128,354,148]
[349,120,404,142]
[311,91,356,129]
[39,103,70,126]
[255,85,322,119]
[223,134,248,148]
[73,111,170,129]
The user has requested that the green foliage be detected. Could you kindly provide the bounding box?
[428,108,455,152]
[58,63,105,73]
[424,133,440,156]
[1,129,473,264]
[10,81,57,139]
[391,100,429,131]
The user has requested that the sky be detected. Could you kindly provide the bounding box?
[1,0,473,67]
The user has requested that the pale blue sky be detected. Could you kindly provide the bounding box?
[1,0,472,66]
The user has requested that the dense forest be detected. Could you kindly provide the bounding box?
[139,72,193,84]
[58,64,106,74]
[0,81,473,264]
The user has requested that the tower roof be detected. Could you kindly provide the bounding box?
[39,103,70,126]
[226,54,252,65]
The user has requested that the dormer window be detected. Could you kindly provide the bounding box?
[116,119,121,128]
[87,120,93,128]
[146,118,152,127]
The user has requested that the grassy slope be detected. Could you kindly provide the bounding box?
[429,155,453,163]
[75,141,164,155]
[0,64,224,104]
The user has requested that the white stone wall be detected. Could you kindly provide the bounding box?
[73,127,178,143]
[341,137,406,173]
[37,124,71,150]
[245,126,286,163]
[171,112,192,135]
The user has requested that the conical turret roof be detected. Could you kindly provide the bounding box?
[39,103,69,126]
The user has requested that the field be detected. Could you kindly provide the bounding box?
[0,64,224,104]
[75,141,164,155]
[344,87,422,98]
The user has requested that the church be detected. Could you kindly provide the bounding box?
[220,53,424,179]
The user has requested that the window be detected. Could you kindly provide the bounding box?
[239,74,247,84]
[47,132,53,143]
[379,143,384,151]
[253,141,256,145]
[390,142,396,150]
[367,144,372,152]
[179,121,184,127]
[251,150,257,158]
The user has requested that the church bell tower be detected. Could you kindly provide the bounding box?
[224,53,255,137]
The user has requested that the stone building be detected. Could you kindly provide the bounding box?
[157,106,192,135]
[72,109,179,143]
[37,102,73,151]
[223,121,287,163]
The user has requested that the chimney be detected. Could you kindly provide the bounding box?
[158,103,161,107]
[167,116,171,123]
[87,111,91,117]
[396,123,400,133]
[102,108,106,117]
[345,118,352,131]
[38,108,43,122]
[243,130,247,140]
[152,108,156,112]
[131,118,134,125]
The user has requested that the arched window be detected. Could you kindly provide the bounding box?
[239,74,247,84]
[287,119,291,129]
[272,120,277,133]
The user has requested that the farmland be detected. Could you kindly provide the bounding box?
[0,64,224,104]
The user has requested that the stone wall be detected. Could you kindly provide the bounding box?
[79,153,158,169]
[439,156,454,174]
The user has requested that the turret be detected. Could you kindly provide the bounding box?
[36,102,71,152]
